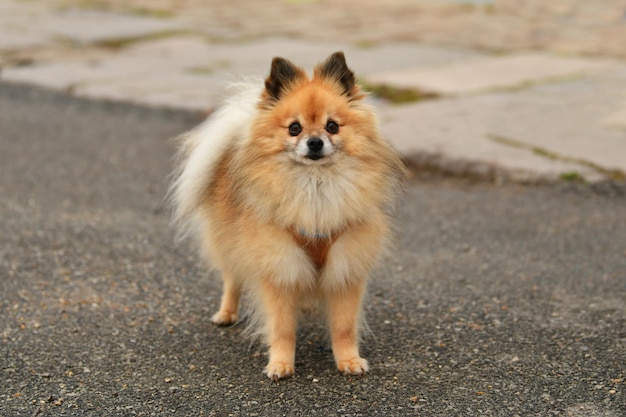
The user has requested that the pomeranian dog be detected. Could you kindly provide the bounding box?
[171,52,405,380]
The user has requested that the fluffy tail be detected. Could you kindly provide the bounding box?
[169,82,262,240]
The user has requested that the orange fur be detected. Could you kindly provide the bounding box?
[171,52,405,380]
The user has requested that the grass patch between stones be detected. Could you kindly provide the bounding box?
[91,29,193,49]
[359,80,439,105]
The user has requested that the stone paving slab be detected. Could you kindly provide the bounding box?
[2,36,212,90]
[37,9,183,45]
[0,31,53,51]
[189,38,486,75]
[76,73,225,111]
[379,98,602,182]
[602,107,626,130]
[1,5,183,48]
[483,68,626,174]
[365,53,618,96]
[380,65,626,182]
[0,0,51,50]
[117,36,485,76]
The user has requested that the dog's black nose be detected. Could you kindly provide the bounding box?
[306,137,324,152]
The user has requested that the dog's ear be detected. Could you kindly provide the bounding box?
[314,51,357,97]
[263,57,307,103]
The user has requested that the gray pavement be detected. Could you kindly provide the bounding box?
[1,1,626,415]
[1,82,625,417]
[1,0,625,183]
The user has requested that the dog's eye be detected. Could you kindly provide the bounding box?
[325,120,339,135]
[288,122,302,137]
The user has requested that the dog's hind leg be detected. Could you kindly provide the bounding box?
[211,271,241,326]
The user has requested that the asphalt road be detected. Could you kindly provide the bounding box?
[1,83,625,417]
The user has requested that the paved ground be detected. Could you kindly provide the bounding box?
[1,0,626,183]
[1,83,625,416]
[1,1,626,415]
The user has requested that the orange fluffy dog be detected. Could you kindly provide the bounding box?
[171,52,405,380]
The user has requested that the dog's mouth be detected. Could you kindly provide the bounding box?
[306,153,325,161]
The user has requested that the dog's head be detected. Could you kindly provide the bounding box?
[251,52,375,166]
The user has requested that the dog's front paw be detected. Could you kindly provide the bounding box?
[337,357,369,375]
[211,310,238,326]
[264,361,294,381]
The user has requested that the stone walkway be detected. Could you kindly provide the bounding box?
[1,0,625,182]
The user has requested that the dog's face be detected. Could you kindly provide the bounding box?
[250,52,374,166]
[267,81,352,165]
[279,83,342,164]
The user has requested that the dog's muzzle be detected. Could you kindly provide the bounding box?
[306,137,324,160]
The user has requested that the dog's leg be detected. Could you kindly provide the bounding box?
[211,271,241,326]
[326,279,369,375]
[261,281,298,381]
